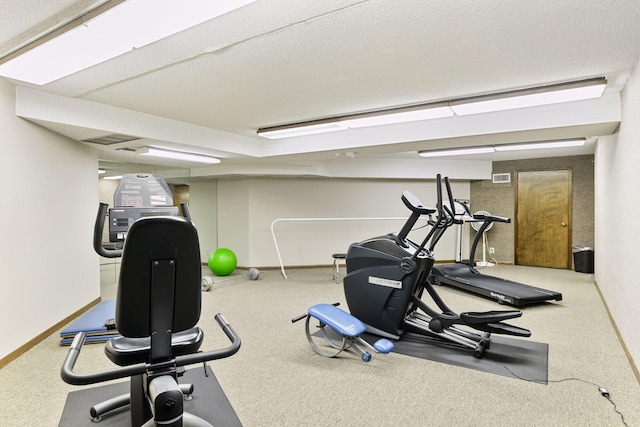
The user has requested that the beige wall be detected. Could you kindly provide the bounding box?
[215,177,469,269]
[595,57,640,370]
[470,155,594,264]
[189,180,218,262]
[0,78,100,360]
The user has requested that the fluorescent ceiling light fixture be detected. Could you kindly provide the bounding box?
[258,121,346,139]
[450,78,606,116]
[136,147,221,164]
[258,104,453,139]
[418,138,587,158]
[494,138,586,152]
[338,105,454,128]
[418,146,495,158]
[0,0,256,85]
[103,175,123,180]
[257,78,606,139]
[98,169,106,175]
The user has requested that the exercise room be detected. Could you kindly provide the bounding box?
[1,1,640,426]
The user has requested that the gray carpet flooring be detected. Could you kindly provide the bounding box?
[0,265,638,426]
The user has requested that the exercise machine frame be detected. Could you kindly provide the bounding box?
[343,175,531,358]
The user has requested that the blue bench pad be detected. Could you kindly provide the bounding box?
[308,304,366,337]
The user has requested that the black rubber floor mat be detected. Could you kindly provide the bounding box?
[59,365,242,426]
[376,332,548,384]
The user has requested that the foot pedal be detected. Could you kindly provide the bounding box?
[472,321,531,337]
[373,338,394,354]
[461,310,522,325]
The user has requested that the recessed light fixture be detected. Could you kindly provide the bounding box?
[136,147,221,164]
[0,0,257,85]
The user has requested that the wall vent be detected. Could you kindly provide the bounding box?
[492,173,511,183]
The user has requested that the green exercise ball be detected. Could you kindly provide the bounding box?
[208,248,237,276]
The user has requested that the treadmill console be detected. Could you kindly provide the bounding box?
[108,206,179,242]
[108,174,179,242]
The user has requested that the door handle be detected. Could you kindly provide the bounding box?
[561,222,567,227]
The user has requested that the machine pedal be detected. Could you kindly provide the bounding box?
[471,321,531,337]
[460,310,522,325]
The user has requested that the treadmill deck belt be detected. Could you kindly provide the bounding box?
[431,264,562,307]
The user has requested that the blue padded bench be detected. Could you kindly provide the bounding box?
[293,303,394,362]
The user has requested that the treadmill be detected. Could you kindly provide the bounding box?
[429,204,563,307]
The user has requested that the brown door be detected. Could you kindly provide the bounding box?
[516,170,572,268]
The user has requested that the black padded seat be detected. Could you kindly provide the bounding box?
[105,327,204,366]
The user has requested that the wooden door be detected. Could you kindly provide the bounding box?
[516,170,572,268]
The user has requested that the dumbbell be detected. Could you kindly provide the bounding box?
[201,267,260,291]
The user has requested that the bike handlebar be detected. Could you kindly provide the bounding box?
[61,313,241,386]
[93,203,123,258]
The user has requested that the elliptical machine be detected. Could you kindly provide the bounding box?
[343,175,531,358]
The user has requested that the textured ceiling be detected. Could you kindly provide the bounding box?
[3,0,640,174]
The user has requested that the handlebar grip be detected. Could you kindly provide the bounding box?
[61,314,242,386]
[94,203,123,258]
[180,202,193,222]
[61,332,147,385]
[473,213,511,223]
[176,314,241,365]
[215,313,237,342]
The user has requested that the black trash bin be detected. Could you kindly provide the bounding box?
[573,246,594,273]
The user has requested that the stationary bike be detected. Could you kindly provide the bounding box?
[343,174,531,358]
[61,199,240,426]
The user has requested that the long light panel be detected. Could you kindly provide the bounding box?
[338,104,454,128]
[257,78,607,139]
[257,104,453,140]
[0,0,256,85]
[449,78,607,115]
[136,147,221,164]
[418,146,495,158]
[259,121,346,139]
[494,138,586,152]
[418,138,586,158]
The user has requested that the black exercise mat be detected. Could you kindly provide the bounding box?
[368,332,548,384]
[59,365,242,426]
[311,326,547,383]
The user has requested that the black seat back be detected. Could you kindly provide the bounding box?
[115,216,202,361]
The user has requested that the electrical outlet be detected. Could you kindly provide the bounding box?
[489,247,495,255]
